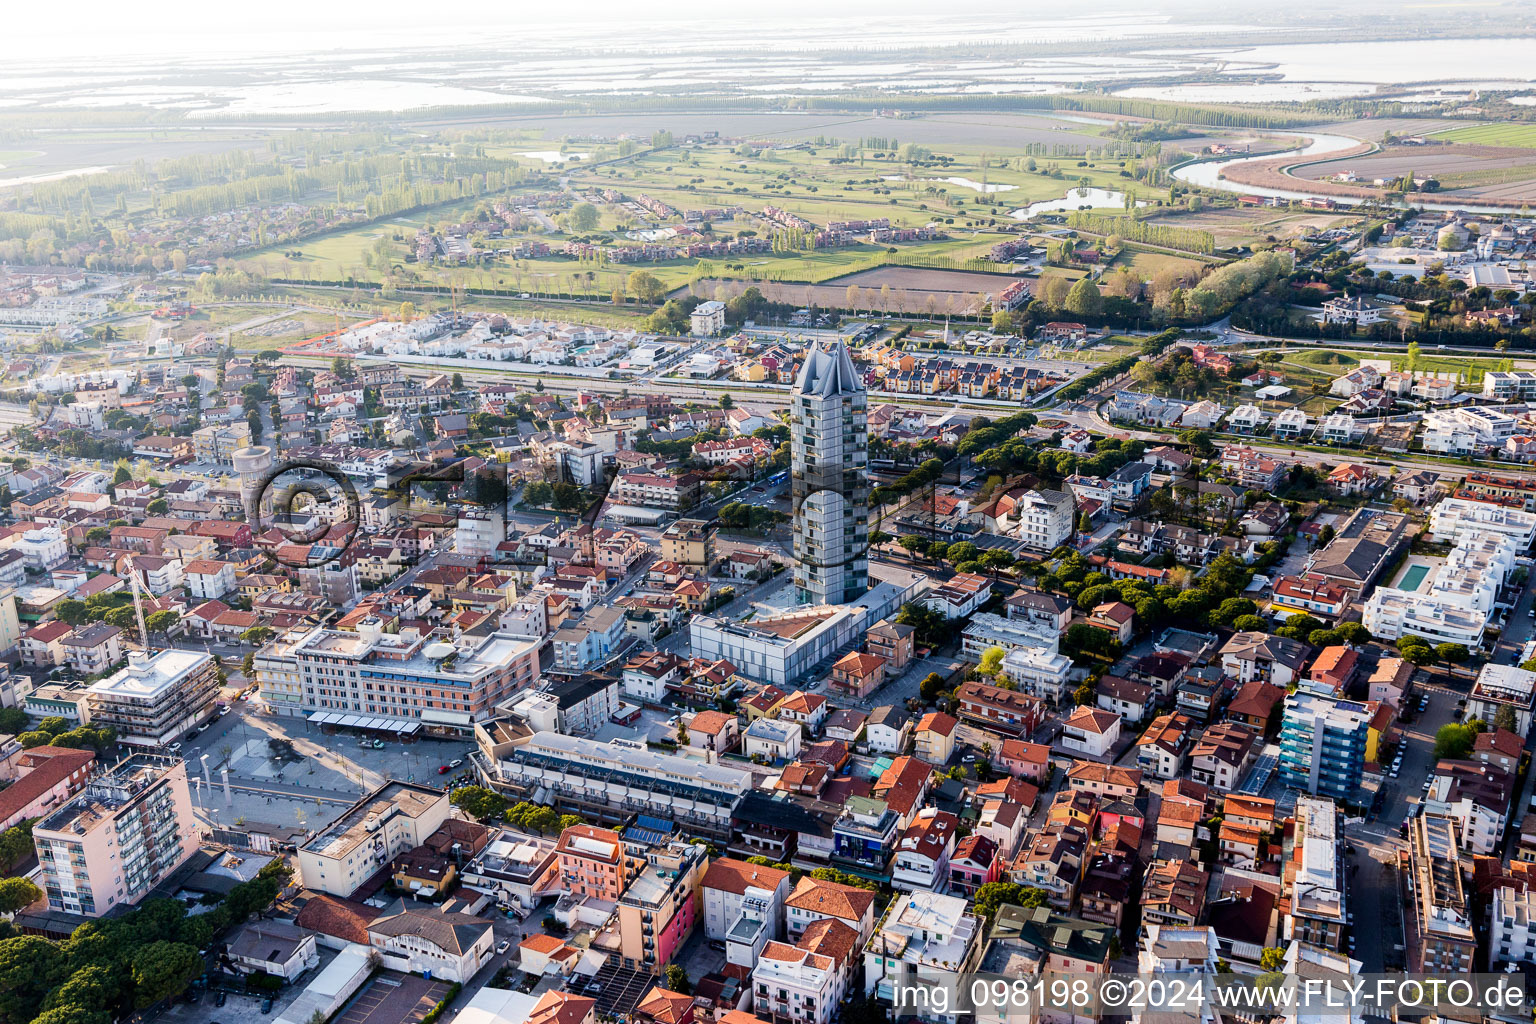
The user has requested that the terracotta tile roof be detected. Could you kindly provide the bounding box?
[0,747,93,825]
[528,991,597,1024]
[785,875,875,923]
[796,917,859,966]
[1065,706,1120,734]
[917,712,958,737]
[701,857,789,896]
[873,755,932,816]
[293,894,379,945]
[1066,761,1142,791]
[637,988,694,1024]
[520,932,567,954]
[688,710,734,736]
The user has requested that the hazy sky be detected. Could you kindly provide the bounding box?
[3,0,1234,59]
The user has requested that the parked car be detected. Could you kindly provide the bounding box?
[496,940,510,955]
[438,765,451,774]
[261,999,273,1014]
[449,759,463,769]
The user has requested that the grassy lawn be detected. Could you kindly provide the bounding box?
[1431,122,1536,149]
[1109,249,1210,277]
[1285,349,1360,369]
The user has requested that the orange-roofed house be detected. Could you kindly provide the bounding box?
[999,738,1052,783]
[555,825,630,901]
[701,857,792,946]
[519,932,583,976]
[778,690,828,734]
[635,988,696,1024]
[685,709,740,755]
[753,941,845,1024]
[1308,646,1360,693]
[0,746,95,831]
[1227,680,1286,735]
[1061,706,1122,759]
[914,712,958,766]
[1065,761,1142,801]
[784,876,878,944]
[743,685,788,722]
[830,651,885,699]
[527,991,597,1024]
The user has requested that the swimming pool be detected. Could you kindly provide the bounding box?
[1398,564,1431,592]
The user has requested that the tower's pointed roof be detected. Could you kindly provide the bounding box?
[793,339,863,398]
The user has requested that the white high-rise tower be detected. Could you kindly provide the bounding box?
[790,339,869,605]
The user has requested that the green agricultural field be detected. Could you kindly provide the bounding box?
[1431,122,1536,149]
[234,132,1163,299]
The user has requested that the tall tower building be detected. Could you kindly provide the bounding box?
[791,339,868,605]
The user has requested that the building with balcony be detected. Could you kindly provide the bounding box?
[1284,796,1346,951]
[282,621,541,734]
[555,824,630,902]
[487,733,750,841]
[86,649,219,748]
[1408,814,1476,972]
[616,840,708,976]
[1278,683,1369,800]
[862,891,982,1021]
[33,754,197,917]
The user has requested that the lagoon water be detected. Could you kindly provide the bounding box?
[1010,187,1150,219]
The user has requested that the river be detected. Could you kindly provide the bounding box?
[1172,131,1530,216]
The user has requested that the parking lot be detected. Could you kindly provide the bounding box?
[334,975,452,1024]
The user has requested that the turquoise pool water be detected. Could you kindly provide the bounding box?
[1399,564,1430,592]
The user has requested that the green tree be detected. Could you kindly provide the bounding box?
[0,825,36,872]
[1434,723,1478,760]
[0,936,64,1024]
[627,270,666,304]
[663,963,692,995]
[55,598,89,625]
[1435,643,1469,672]
[919,672,947,703]
[0,876,41,914]
[130,941,204,1008]
[973,882,1049,921]
[1494,705,1519,734]
[566,202,600,233]
[112,465,133,486]
[451,786,507,821]
[146,498,168,515]
[1065,278,1104,317]
[145,611,179,636]
[977,646,1006,677]
[1259,947,1286,971]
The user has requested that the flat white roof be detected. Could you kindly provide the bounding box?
[88,649,211,701]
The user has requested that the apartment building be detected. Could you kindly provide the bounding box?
[660,519,716,567]
[1279,684,1369,800]
[284,621,541,733]
[617,840,708,975]
[192,422,253,466]
[863,891,982,1019]
[1016,489,1074,552]
[1284,796,1346,951]
[754,940,846,1024]
[1408,814,1477,972]
[790,340,869,605]
[1490,886,1536,971]
[296,781,450,897]
[34,755,198,917]
[555,824,630,901]
[86,649,220,748]
[489,733,750,840]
